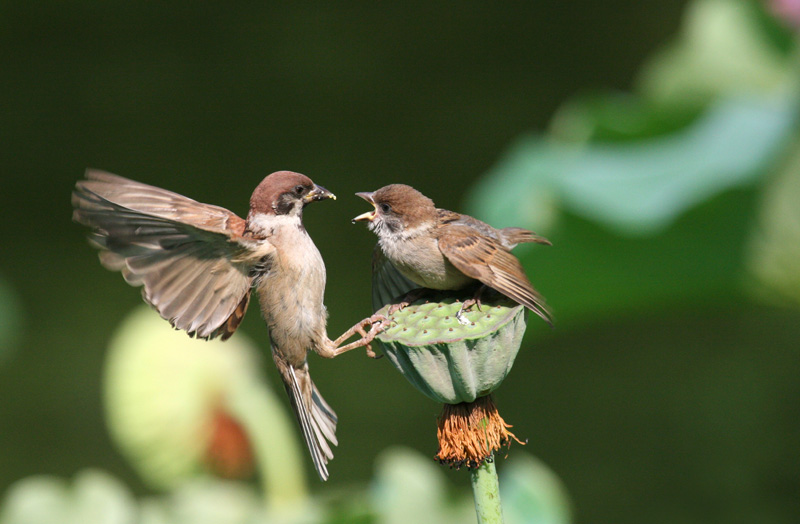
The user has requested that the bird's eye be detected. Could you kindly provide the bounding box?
[294,185,306,195]
[379,203,392,214]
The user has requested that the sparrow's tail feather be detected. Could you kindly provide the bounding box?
[282,362,338,481]
[311,388,338,445]
[500,227,551,247]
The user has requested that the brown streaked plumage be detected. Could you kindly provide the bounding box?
[73,169,386,481]
[353,184,552,325]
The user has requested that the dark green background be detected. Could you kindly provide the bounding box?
[2,2,799,523]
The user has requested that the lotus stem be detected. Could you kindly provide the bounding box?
[470,455,504,524]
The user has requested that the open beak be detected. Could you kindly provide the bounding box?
[352,191,376,223]
[305,184,336,203]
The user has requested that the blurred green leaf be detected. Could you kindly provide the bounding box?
[371,447,475,524]
[156,480,267,524]
[0,470,136,524]
[70,471,136,524]
[0,471,322,524]
[504,188,761,323]
[139,500,172,524]
[371,448,573,524]
[501,454,571,524]
[0,450,574,524]
[0,476,68,524]
[468,94,796,236]
[549,93,701,144]
[465,0,800,325]
[637,0,792,108]
[748,140,800,306]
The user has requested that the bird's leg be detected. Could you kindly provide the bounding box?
[387,287,430,315]
[320,314,390,359]
[455,284,488,325]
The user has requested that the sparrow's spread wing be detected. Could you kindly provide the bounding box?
[437,226,552,325]
[72,169,273,340]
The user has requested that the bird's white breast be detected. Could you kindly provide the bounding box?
[250,213,327,362]
[379,226,471,290]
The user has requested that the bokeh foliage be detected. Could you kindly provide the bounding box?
[1,1,799,523]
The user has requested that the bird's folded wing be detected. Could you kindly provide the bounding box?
[72,169,273,340]
[370,245,419,312]
[437,226,552,325]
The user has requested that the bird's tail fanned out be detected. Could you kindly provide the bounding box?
[278,359,338,481]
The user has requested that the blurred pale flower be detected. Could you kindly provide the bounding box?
[103,306,308,511]
[105,306,259,487]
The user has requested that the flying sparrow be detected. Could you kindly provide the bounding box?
[353,184,552,325]
[73,169,386,481]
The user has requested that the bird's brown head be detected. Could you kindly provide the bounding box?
[248,171,335,222]
[353,184,437,237]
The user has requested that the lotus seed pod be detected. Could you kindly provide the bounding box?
[372,249,528,405]
[371,249,532,468]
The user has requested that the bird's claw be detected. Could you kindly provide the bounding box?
[328,314,390,358]
[386,288,429,315]
[356,314,389,359]
[387,301,409,315]
[454,287,485,325]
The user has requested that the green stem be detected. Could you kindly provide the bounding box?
[228,377,308,511]
[470,456,504,524]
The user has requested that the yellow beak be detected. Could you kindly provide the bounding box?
[352,192,376,223]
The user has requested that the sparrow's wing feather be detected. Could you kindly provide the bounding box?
[438,226,552,325]
[72,170,272,340]
[437,209,550,248]
[370,245,419,312]
[76,169,248,234]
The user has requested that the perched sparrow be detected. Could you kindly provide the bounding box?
[353,184,552,325]
[73,169,385,481]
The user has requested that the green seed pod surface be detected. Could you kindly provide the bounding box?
[372,248,529,404]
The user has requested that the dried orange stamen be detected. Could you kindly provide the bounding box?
[435,394,524,469]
